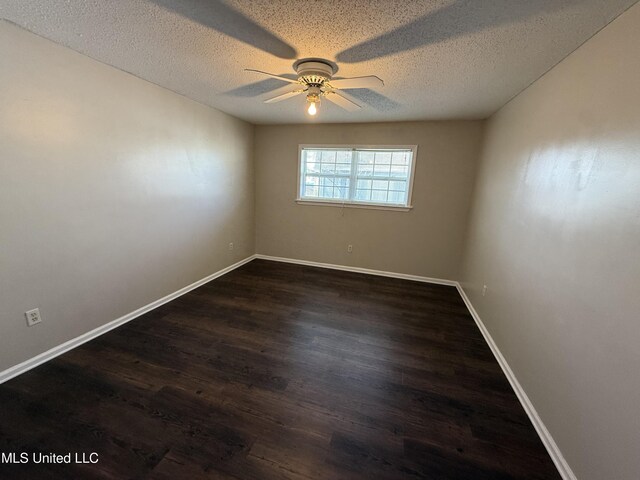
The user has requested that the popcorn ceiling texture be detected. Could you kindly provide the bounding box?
[0,0,635,124]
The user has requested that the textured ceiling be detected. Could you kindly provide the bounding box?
[0,0,636,124]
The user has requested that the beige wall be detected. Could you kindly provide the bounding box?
[255,121,483,280]
[460,4,640,479]
[0,21,255,372]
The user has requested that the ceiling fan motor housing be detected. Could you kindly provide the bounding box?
[295,60,336,86]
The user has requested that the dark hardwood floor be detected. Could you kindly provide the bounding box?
[0,259,560,479]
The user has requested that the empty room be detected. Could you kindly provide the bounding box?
[1,1,638,479]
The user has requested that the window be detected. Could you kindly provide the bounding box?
[297,145,417,210]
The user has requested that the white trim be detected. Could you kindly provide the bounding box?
[0,255,257,385]
[298,144,418,150]
[455,284,577,480]
[254,254,457,286]
[294,199,412,212]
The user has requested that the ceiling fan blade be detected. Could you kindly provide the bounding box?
[329,76,385,89]
[264,88,305,103]
[324,91,361,112]
[263,82,304,97]
[245,69,299,84]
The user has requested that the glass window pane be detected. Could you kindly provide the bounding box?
[301,148,413,205]
[355,189,371,201]
[357,163,373,175]
[373,164,391,176]
[305,150,320,162]
[321,150,336,162]
[372,180,389,190]
[388,191,406,203]
[359,151,374,164]
[389,180,406,191]
[304,185,319,197]
[336,151,352,163]
[391,152,409,165]
[371,190,388,202]
[321,163,336,174]
[305,175,319,186]
[389,165,408,178]
[375,152,392,164]
[336,163,351,174]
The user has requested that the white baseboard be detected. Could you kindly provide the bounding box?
[455,284,576,480]
[254,254,458,287]
[0,255,257,385]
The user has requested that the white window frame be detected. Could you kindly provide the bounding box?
[296,144,418,212]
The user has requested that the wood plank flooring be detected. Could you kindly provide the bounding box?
[0,259,561,479]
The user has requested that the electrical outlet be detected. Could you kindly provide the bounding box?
[347,244,353,253]
[482,285,488,297]
[228,242,234,251]
[25,308,42,327]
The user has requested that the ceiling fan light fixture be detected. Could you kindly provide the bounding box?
[307,101,318,116]
[306,86,321,116]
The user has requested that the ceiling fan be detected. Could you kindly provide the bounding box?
[245,58,384,116]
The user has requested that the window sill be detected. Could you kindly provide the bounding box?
[295,199,413,212]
